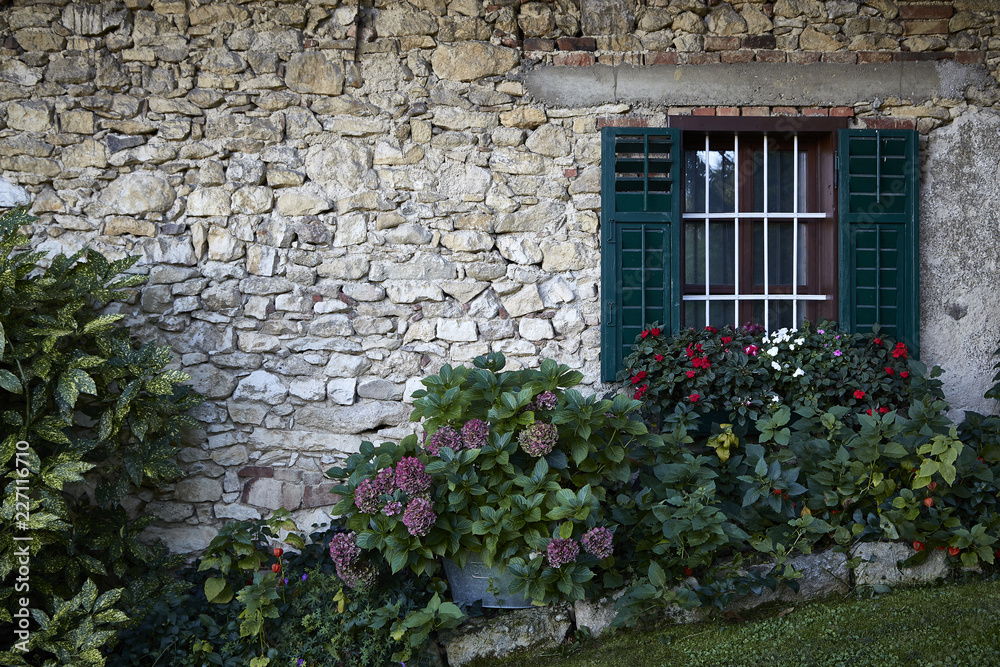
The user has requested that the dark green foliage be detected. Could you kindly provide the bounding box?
[109,521,441,667]
[0,208,202,665]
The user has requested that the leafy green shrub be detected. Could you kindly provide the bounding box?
[622,322,915,432]
[330,353,656,607]
[0,208,202,665]
[110,517,443,667]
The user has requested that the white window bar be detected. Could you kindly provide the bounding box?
[681,212,826,219]
[792,133,799,326]
[763,133,769,330]
[703,134,710,327]
[733,132,740,327]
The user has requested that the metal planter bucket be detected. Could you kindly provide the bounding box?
[443,552,532,609]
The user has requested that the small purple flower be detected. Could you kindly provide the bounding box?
[298,660,304,666]
[425,426,462,456]
[461,419,489,450]
[833,350,842,357]
[817,329,825,334]
[395,456,431,495]
[534,391,558,411]
[547,538,580,568]
[518,422,559,457]
[402,497,437,537]
[302,573,308,582]
[383,500,404,516]
[372,467,395,495]
[581,527,614,559]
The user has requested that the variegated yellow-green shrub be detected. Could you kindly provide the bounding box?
[0,208,203,666]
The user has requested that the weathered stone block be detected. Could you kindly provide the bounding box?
[233,370,289,405]
[853,542,948,586]
[503,284,545,318]
[327,378,357,405]
[173,477,223,503]
[294,402,411,434]
[285,52,344,95]
[444,605,572,667]
[431,42,519,81]
[242,477,304,510]
[188,188,232,217]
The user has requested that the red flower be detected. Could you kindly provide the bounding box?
[721,336,732,344]
[686,370,696,379]
[640,329,650,339]
[913,540,925,552]
[651,327,662,337]
[272,563,282,573]
[696,344,703,352]
[691,356,711,369]
[900,371,909,379]
[634,383,648,399]
[631,370,647,384]
[773,488,782,495]
[948,546,961,557]
[689,393,700,402]
[885,367,894,376]
[892,342,908,359]
[273,547,284,558]
[878,407,890,414]
[683,566,694,577]
[853,390,865,399]
[685,345,696,358]
[705,326,718,334]
[655,354,664,362]
[866,409,873,416]
[873,337,882,346]
[744,344,759,356]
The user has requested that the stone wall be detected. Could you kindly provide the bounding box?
[1,0,999,551]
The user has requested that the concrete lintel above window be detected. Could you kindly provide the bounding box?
[524,61,995,109]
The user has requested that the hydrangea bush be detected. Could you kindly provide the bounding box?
[328,353,655,606]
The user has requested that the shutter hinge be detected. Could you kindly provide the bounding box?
[606,301,615,326]
[607,218,615,243]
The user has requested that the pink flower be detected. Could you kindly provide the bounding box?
[402,498,437,537]
[833,350,842,357]
[744,344,759,356]
[547,538,580,568]
[689,393,700,402]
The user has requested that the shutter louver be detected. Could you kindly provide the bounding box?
[838,129,920,356]
[601,127,681,382]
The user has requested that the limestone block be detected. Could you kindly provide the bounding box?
[431,42,519,82]
[233,370,289,405]
[489,148,548,176]
[374,6,439,36]
[496,200,565,233]
[290,378,327,401]
[173,477,224,503]
[327,378,357,405]
[274,294,310,312]
[143,236,198,266]
[799,25,844,51]
[541,241,587,272]
[207,227,245,262]
[285,52,344,95]
[442,231,494,253]
[519,318,554,341]
[437,318,478,342]
[294,401,412,434]
[526,125,571,158]
[227,155,266,185]
[186,364,238,399]
[573,590,626,637]
[189,3,251,25]
[519,2,556,37]
[444,605,571,667]
[309,314,354,337]
[495,339,536,356]
[146,501,194,523]
[238,333,281,353]
[243,477,303,511]
[553,306,586,336]
[140,285,173,314]
[143,525,218,554]
[103,218,156,237]
[228,400,268,425]
[438,162,492,199]
[433,107,496,131]
[385,223,434,245]
[7,100,52,132]
[480,319,516,341]
[729,550,851,612]
[375,254,457,281]
[503,284,545,318]
[539,276,575,306]
[246,245,279,276]
[215,504,262,521]
[774,0,825,19]
[0,177,30,208]
[188,188,232,217]
[210,446,250,467]
[496,237,543,265]
[441,281,490,304]
[334,213,367,247]
[100,172,176,216]
[352,316,395,336]
[325,353,372,378]
[358,379,404,401]
[853,542,948,586]
[341,283,385,302]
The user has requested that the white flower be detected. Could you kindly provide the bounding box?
[793,368,804,377]
[771,361,781,371]
[794,337,805,346]
[772,395,781,403]
[767,346,779,357]
[789,345,796,351]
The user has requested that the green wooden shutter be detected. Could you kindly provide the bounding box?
[838,129,920,356]
[600,127,681,382]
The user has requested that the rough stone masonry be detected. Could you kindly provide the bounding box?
[1,0,999,551]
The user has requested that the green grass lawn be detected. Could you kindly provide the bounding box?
[470,578,1000,667]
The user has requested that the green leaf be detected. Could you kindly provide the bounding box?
[204,577,233,604]
[648,561,666,588]
[0,369,21,394]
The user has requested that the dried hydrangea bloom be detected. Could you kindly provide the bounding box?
[382,500,403,517]
[546,537,580,568]
[372,467,395,495]
[329,531,361,571]
[395,456,431,495]
[402,497,437,537]
[581,526,614,559]
[518,421,558,457]
[461,419,489,450]
[425,425,462,456]
[353,478,381,514]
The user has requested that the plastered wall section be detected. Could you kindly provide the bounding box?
[0,0,998,552]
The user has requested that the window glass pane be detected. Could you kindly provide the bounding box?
[709,221,735,287]
[685,149,734,213]
[709,300,736,330]
[684,221,704,285]
[752,149,805,213]
[752,221,803,287]
[684,300,706,329]
[751,300,795,333]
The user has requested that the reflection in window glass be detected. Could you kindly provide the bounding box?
[752,150,807,213]
[685,149,735,213]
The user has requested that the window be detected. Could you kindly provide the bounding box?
[600,120,919,382]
